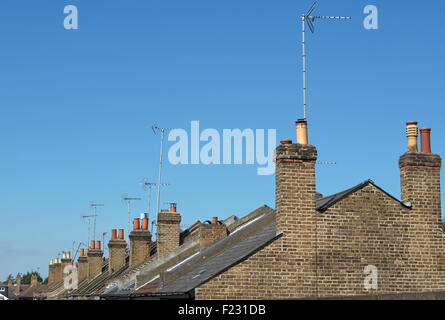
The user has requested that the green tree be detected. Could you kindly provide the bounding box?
[20,272,43,284]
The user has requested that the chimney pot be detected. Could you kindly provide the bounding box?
[96,240,101,250]
[280,139,292,145]
[170,203,177,212]
[141,218,149,230]
[118,229,124,239]
[406,121,418,152]
[85,249,88,256]
[111,229,117,240]
[90,240,95,249]
[212,217,218,224]
[296,119,308,145]
[80,248,85,257]
[420,128,432,153]
[133,218,140,230]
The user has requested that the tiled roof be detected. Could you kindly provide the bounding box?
[315,179,410,212]
[153,209,279,295]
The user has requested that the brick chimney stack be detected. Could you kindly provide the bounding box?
[60,251,72,284]
[31,273,38,286]
[129,218,152,267]
[156,204,181,258]
[15,273,21,295]
[399,121,443,290]
[198,217,228,248]
[274,119,318,297]
[108,228,127,274]
[77,248,88,282]
[87,241,103,280]
[48,259,54,285]
[53,258,62,284]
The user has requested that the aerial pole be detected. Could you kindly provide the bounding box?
[122,196,141,238]
[141,180,170,226]
[81,215,94,246]
[152,124,174,218]
[89,203,104,242]
[300,2,351,120]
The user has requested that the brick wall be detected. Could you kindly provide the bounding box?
[195,145,445,299]
[198,224,227,248]
[60,258,71,285]
[129,230,151,267]
[53,262,62,284]
[87,249,103,280]
[399,151,445,291]
[77,256,88,282]
[157,212,181,258]
[108,239,127,274]
[48,264,54,285]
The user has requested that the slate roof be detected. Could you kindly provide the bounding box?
[315,179,410,212]
[20,283,47,299]
[130,207,279,297]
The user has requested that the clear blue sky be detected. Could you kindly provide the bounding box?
[1,0,444,280]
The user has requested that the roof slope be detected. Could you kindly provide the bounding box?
[315,179,410,212]
[151,209,279,295]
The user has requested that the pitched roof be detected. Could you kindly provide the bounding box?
[20,283,47,299]
[315,179,410,212]
[135,208,279,297]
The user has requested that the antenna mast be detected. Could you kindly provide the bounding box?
[142,180,170,226]
[152,124,174,219]
[81,215,95,246]
[301,2,351,120]
[122,196,141,238]
[89,203,104,242]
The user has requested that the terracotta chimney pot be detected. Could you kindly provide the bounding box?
[280,139,292,145]
[90,240,95,249]
[141,218,149,230]
[118,229,124,239]
[133,218,140,230]
[111,229,117,240]
[96,241,101,250]
[420,128,432,153]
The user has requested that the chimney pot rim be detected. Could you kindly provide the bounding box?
[280,139,292,145]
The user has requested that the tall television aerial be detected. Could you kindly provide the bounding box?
[141,179,170,226]
[301,2,351,119]
[122,195,141,237]
[152,123,175,219]
[81,215,95,246]
[89,203,104,242]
